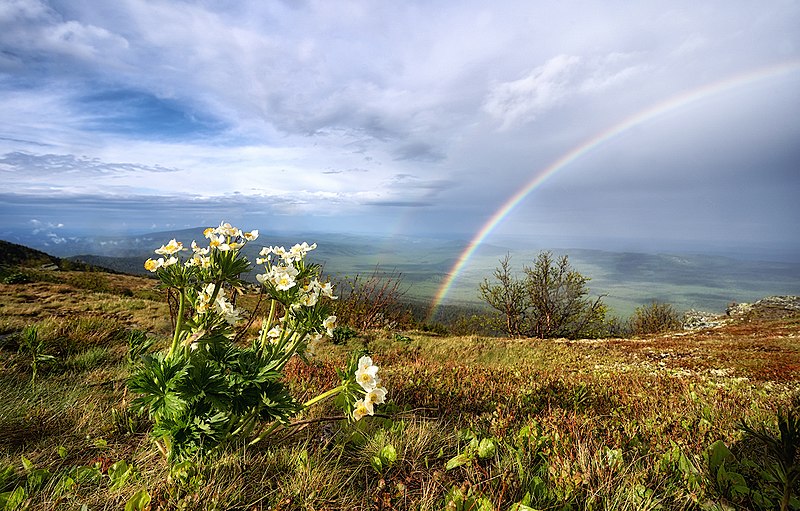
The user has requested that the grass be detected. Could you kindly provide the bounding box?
[1,274,799,510]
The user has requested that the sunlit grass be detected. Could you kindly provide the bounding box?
[1,272,798,509]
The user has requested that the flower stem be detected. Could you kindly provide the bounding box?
[248,384,346,446]
[259,300,277,354]
[167,290,186,359]
[302,384,345,409]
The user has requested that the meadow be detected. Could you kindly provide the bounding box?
[0,264,799,510]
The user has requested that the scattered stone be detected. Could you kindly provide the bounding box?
[751,295,800,319]
[726,296,800,320]
[683,309,729,330]
[726,301,753,317]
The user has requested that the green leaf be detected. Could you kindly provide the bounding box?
[53,475,76,496]
[446,452,472,471]
[380,444,398,464]
[108,460,132,490]
[19,457,33,473]
[708,439,733,474]
[0,486,26,510]
[73,465,102,484]
[56,446,68,459]
[478,438,496,459]
[128,353,189,420]
[124,489,151,511]
[26,468,50,492]
[508,503,540,511]
[0,465,16,491]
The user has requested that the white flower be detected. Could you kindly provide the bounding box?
[288,242,317,261]
[299,291,319,307]
[155,239,185,255]
[191,241,209,255]
[299,283,320,307]
[196,283,223,315]
[219,303,241,325]
[323,315,337,336]
[204,283,221,297]
[243,230,259,241]
[265,265,298,291]
[162,256,178,268]
[353,398,372,421]
[355,355,380,391]
[365,387,387,407]
[266,325,283,343]
[318,281,337,299]
[269,246,288,261]
[209,234,231,251]
[214,221,238,237]
[271,270,296,291]
[185,253,211,268]
[144,258,162,272]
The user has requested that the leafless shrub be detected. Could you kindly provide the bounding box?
[331,266,412,331]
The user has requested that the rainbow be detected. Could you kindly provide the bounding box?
[427,60,800,322]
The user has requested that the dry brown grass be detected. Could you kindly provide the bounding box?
[1,272,798,510]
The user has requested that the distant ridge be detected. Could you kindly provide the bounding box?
[0,239,120,274]
[0,239,60,268]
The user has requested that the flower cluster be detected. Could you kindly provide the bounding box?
[352,356,387,421]
[132,221,389,463]
[195,283,240,325]
[202,222,259,251]
[144,238,185,272]
[254,242,322,292]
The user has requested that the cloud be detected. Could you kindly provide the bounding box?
[483,53,643,129]
[0,1,798,250]
[364,199,434,207]
[29,217,65,243]
[0,0,129,70]
[392,141,446,162]
[321,167,369,175]
[0,151,180,175]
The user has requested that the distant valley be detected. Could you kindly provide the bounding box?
[3,227,799,319]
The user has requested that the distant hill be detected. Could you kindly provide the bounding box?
[65,254,150,276]
[0,239,60,268]
[0,239,119,274]
[3,229,799,319]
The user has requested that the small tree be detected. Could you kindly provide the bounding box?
[629,301,682,335]
[522,251,606,339]
[478,254,527,337]
[479,251,606,339]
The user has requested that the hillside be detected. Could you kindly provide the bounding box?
[0,239,120,277]
[0,265,798,509]
[5,228,799,318]
[0,239,60,268]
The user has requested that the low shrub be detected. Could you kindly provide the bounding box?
[629,301,682,335]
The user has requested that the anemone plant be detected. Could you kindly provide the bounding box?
[128,222,388,463]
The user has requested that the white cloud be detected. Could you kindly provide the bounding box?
[0,1,798,246]
[482,53,644,129]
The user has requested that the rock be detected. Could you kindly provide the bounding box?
[727,296,800,320]
[726,302,753,317]
[683,310,728,330]
[751,295,800,319]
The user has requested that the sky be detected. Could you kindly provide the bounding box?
[1,0,799,257]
